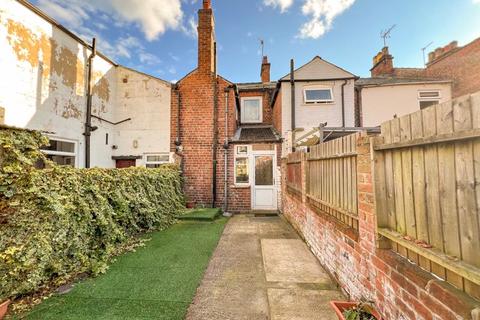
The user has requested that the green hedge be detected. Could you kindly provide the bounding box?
[0,128,185,301]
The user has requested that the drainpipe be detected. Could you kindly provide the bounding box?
[223,88,230,213]
[341,80,348,128]
[174,84,182,150]
[290,59,296,152]
[84,38,97,168]
[212,42,218,208]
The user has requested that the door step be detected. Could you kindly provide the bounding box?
[252,210,279,217]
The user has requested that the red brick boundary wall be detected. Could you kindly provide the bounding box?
[281,133,480,320]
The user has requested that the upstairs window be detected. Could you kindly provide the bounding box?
[40,138,77,167]
[145,154,169,168]
[418,90,441,109]
[241,97,262,123]
[304,87,334,104]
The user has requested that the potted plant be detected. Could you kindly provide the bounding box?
[330,301,381,320]
[0,299,10,320]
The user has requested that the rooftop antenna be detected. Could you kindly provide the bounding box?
[421,41,434,66]
[259,38,264,57]
[380,24,396,47]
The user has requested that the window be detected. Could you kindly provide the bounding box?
[418,90,441,99]
[235,158,249,184]
[235,145,249,184]
[145,154,169,168]
[418,90,441,109]
[236,146,248,155]
[419,100,439,109]
[304,87,334,104]
[40,138,77,167]
[241,97,262,123]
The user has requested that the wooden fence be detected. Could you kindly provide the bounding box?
[286,151,303,196]
[373,93,480,299]
[306,133,359,231]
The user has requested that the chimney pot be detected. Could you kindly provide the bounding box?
[203,0,211,9]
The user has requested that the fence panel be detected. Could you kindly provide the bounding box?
[374,93,480,299]
[286,151,303,196]
[306,133,359,231]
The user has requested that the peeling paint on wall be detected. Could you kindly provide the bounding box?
[93,75,110,102]
[6,19,86,93]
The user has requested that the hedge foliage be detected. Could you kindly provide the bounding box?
[0,128,185,301]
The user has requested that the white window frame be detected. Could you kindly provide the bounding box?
[145,153,170,168]
[303,86,334,104]
[241,97,263,124]
[418,90,441,100]
[234,145,250,186]
[40,137,78,167]
[418,90,441,109]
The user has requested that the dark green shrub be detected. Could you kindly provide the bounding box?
[0,128,185,300]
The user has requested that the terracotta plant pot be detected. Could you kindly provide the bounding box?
[0,300,10,320]
[330,301,382,320]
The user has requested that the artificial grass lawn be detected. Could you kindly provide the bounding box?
[24,218,227,320]
[177,208,221,221]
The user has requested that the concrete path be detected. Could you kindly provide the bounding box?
[185,214,344,320]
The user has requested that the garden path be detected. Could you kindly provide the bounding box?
[185,214,344,320]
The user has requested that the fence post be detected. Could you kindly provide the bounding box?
[301,152,307,204]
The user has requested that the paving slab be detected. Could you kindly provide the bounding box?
[262,239,333,284]
[185,214,344,320]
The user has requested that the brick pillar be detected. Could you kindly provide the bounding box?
[355,132,377,300]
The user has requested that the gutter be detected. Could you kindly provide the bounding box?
[279,77,358,83]
[84,38,97,168]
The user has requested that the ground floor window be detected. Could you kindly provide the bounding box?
[145,154,169,168]
[235,157,249,184]
[39,138,77,168]
[235,145,250,185]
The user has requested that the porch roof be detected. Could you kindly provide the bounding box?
[231,126,282,144]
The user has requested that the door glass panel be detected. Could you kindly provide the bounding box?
[255,156,273,186]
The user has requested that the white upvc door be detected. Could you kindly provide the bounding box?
[251,152,277,211]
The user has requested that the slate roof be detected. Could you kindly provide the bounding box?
[231,126,282,143]
[236,82,277,91]
[356,77,452,87]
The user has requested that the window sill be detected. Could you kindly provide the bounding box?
[302,102,335,106]
[231,184,250,189]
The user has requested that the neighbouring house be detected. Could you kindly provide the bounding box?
[0,0,172,169]
[355,47,452,126]
[425,38,480,98]
[171,0,282,212]
[271,57,358,155]
[356,37,480,127]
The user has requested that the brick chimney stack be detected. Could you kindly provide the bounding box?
[261,56,271,83]
[427,41,458,65]
[198,0,215,74]
[370,47,394,77]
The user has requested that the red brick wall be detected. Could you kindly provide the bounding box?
[426,38,480,98]
[282,134,480,320]
[272,89,282,134]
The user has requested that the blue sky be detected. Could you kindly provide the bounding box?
[32,0,480,83]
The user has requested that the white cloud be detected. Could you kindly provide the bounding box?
[263,0,294,13]
[298,0,355,39]
[139,52,162,65]
[38,0,184,41]
[180,15,198,38]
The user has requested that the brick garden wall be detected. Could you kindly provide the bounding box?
[281,133,480,320]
